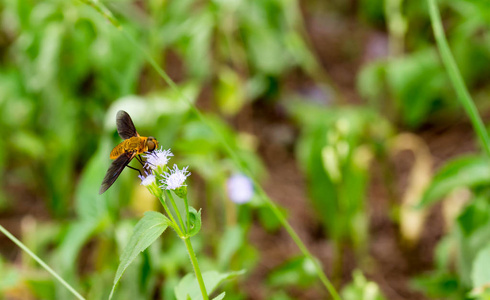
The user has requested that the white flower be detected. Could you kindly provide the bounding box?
[144,147,174,171]
[138,171,163,198]
[160,165,191,190]
[226,174,253,204]
[138,172,156,186]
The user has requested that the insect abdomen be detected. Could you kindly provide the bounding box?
[110,142,126,159]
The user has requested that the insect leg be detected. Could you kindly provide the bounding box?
[126,165,142,176]
[135,155,145,166]
[139,154,156,173]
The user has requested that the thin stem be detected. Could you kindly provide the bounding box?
[78,0,120,28]
[256,188,341,300]
[332,240,344,288]
[183,195,190,232]
[428,0,490,157]
[165,193,207,299]
[166,191,186,234]
[160,195,207,300]
[159,196,184,237]
[183,237,209,300]
[0,225,85,300]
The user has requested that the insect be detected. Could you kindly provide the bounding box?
[99,110,158,194]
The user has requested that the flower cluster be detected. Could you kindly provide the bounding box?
[143,148,173,174]
[160,164,191,198]
[138,147,190,198]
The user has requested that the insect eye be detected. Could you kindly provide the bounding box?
[147,140,155,151]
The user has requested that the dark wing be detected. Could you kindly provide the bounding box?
[99,152,135,194]
[116,110,139,139]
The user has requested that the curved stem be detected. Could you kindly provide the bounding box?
[166,191,186,234]
[165,192,207,299]
[256,189,341,300]
[428,0,490,157]
[183,237,209,300]
[0,225,85,300]
[183,195,190,232]
[159,196,184,237]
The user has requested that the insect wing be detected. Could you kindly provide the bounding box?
[116,110,139,139]
[99,152,135,194]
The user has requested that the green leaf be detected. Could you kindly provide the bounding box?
[212,292,226,300]
[386,48,448,127]
[456,199,490,287]
[109,211,170,299]
[357,60,386,106]
[187,207,202,237]
[0,257,20,291]
[257,204,286,232]
[457,196,490,237]
[57,220,100,273]
[411,271,460,299]
[267,256,317,288]
[174,270,245,300]
[217,226,244,269]
[215,67,245,116]
[75,139,112,220]
[419,155,490,207]
[472,243,490,291]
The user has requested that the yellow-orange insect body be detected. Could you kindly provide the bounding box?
[110,136,151,159]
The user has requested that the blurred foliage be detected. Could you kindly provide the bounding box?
[290,100,392,257]
[1,0,490,299]
[358,0,490,128]
[341,270,386,300]
[0,0,313,297]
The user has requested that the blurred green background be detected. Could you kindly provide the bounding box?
[2,0,490,299]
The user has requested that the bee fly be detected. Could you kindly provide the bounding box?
[99,110,158,194]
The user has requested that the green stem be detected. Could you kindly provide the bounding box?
[183,195,190,232]
[78,0,121,28]
[0,225,85,300]
[183,237,209,300]
[159,192,207,299]
[159,196,184,237]
[428,0,490,157]
[332,240,344,288]
[165,192,207,299]
[166,191,186,234]
[256,188,341,300]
